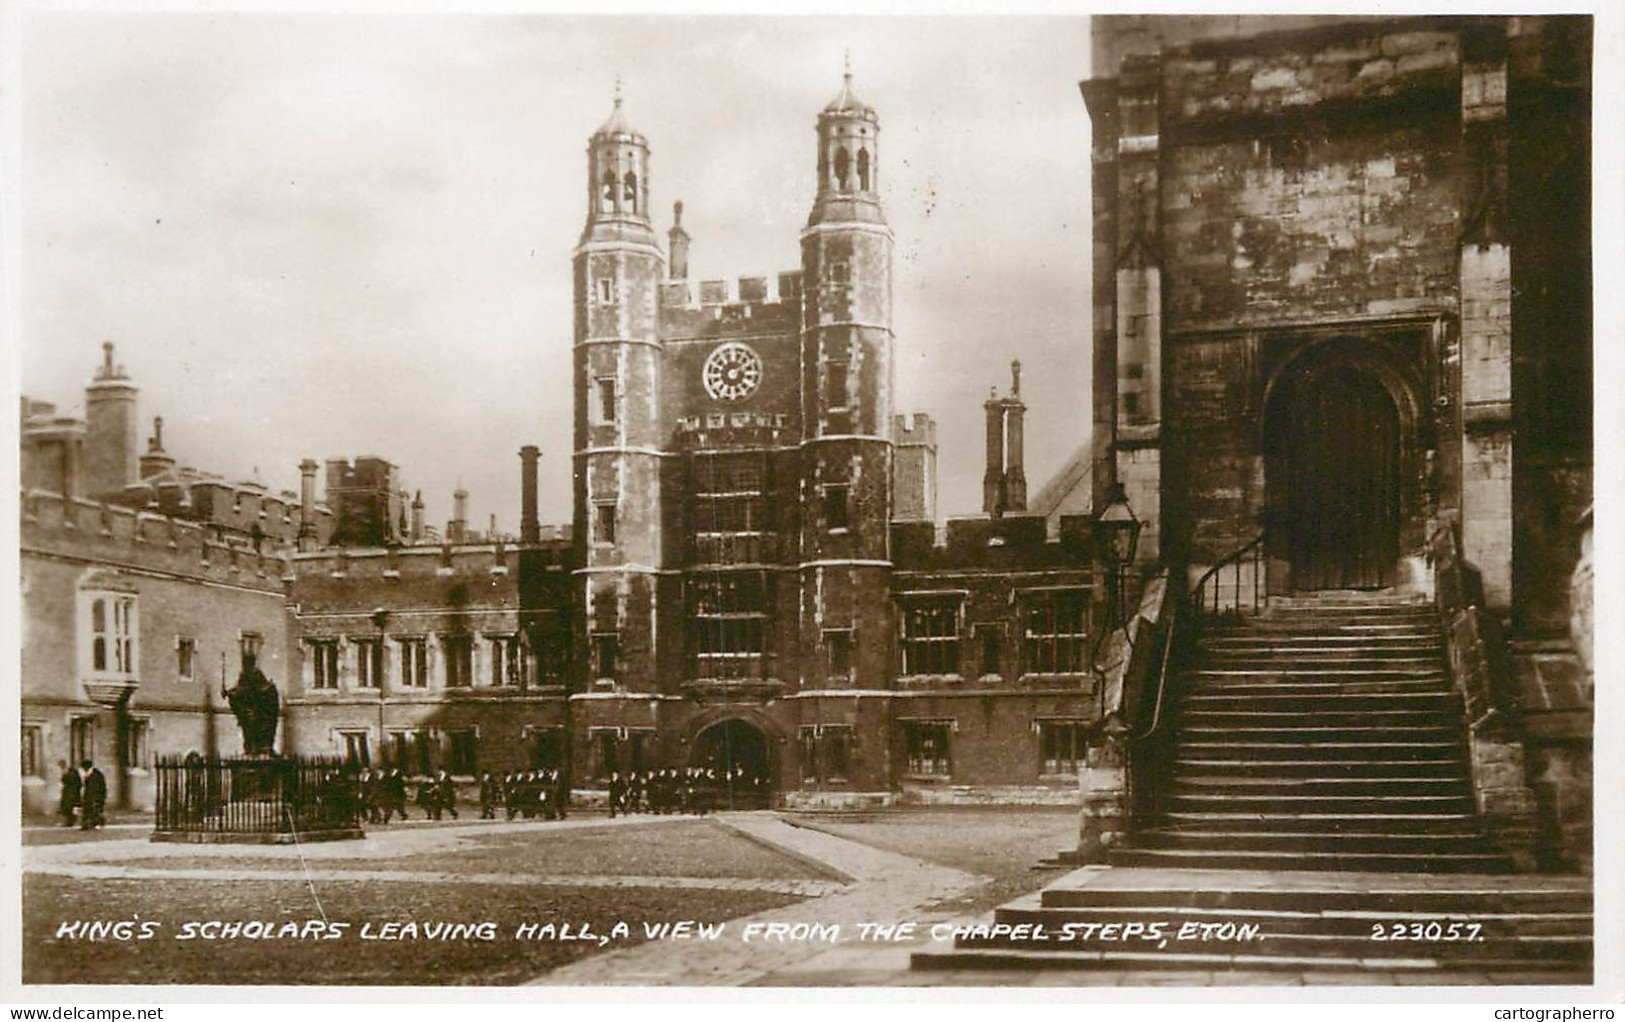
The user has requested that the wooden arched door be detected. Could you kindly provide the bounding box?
[1273,362,1401,591]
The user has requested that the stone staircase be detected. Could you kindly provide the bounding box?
[911,590,1593,982]
[1117,591,1513,873]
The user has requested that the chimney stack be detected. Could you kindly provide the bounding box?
[297,459,319,551]
[83,341,139,498]
[519,445,541,544]
[983,386,1006,517]
[1004,359,1027,513]
[668,200,690,280]
[449,487,468,544]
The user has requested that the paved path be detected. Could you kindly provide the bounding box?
[533,813,986,986]
[30,861,842,898]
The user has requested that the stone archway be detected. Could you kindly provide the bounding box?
[690,718,772,809]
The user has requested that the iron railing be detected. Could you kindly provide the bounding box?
[153,755,363,836]
[1189,529,1268,620]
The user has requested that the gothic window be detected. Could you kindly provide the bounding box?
[823,629,854,682]
[822,483,850,531]
[338,730,371,767]
[83,591,137,677]
[488,635,521,687]
[597,377,617,422]
[690,573,767,680]
[857,148,870,190]
[70,716,95,766]
[176,637,196,683]
[592,632,619,680]
[1039,720,1088,775]
[308,640,339,690]
[903,720,952,777]
[595,503,616,545]
[826,361,849,408]
[600,170,616,213]
[900,598,962,677]
[447,729,478,775]
[354,638,382,689]
[123,717,150,770]
[1021,590,1089,675]
[596,277,613,304]
[21,723,44,778]
[975,624,1002,678]
[799,725,854,786]
[622,171,638,213]
[444,636,474,688]
[834,147,850,190]
[397,638,427,689]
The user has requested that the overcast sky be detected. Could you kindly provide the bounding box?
[17,14,1093,532]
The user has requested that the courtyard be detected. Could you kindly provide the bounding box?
[21,806,1078,987]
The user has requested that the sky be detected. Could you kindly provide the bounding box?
[15,13,1094,532]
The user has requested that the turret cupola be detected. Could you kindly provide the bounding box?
[809,55,883,227]
[583,81,654,246]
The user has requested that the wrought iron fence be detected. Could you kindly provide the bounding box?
[153,755,363,835]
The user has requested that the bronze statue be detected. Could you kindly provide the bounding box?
[224,652,280,756]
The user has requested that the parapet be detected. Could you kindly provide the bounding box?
[659,271,802,338]
[20,489,291,591]
[893,412,938,446]
[891,512,1096,571]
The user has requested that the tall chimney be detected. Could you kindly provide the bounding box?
[1004,359,1027,513]
[410,490,425,543]
[449,487,468,544]
[668,200,691,280]
[983,386,1006,517]
[83,341,139,498]
[297,458,319,551]
[519,445,541,544]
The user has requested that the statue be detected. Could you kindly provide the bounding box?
[224,652,280,756]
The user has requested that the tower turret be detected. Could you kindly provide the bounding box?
[798,60,896,688]
[573,85,668,693]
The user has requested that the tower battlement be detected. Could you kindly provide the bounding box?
[893,412,938,446]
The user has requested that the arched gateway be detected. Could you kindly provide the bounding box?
[690,718,772,809]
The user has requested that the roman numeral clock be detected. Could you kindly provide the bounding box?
[702,342,763,402]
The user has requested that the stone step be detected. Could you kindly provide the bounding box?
[1132,828,1495,854]
[1202,634,1440,649]
[909,947,1590,978]
[1178,726,1460,744]
[1179,712,1457,731]
[990,896,1592,938]
[1166,793,1478,814]
[1199,655,1446,671]
[1106,847,1514,873]
[1159,811,1485,835]
[1037,883,1593,914]
[1176,740,1465,761]
[1182,691,1458,711]
[1189,667,1447,681]
[1173,757,1469,779]
[1182,680,1450,697]
[1169,776,1472,796]
[1207,622,1439,638]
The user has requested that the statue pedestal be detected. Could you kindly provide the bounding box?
[149,754,364,844]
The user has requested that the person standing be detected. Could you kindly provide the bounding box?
[56,759,80,828]
[79,759,107,830]
[435,769,459,820]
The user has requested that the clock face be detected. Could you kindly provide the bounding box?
[702,343,764,402]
